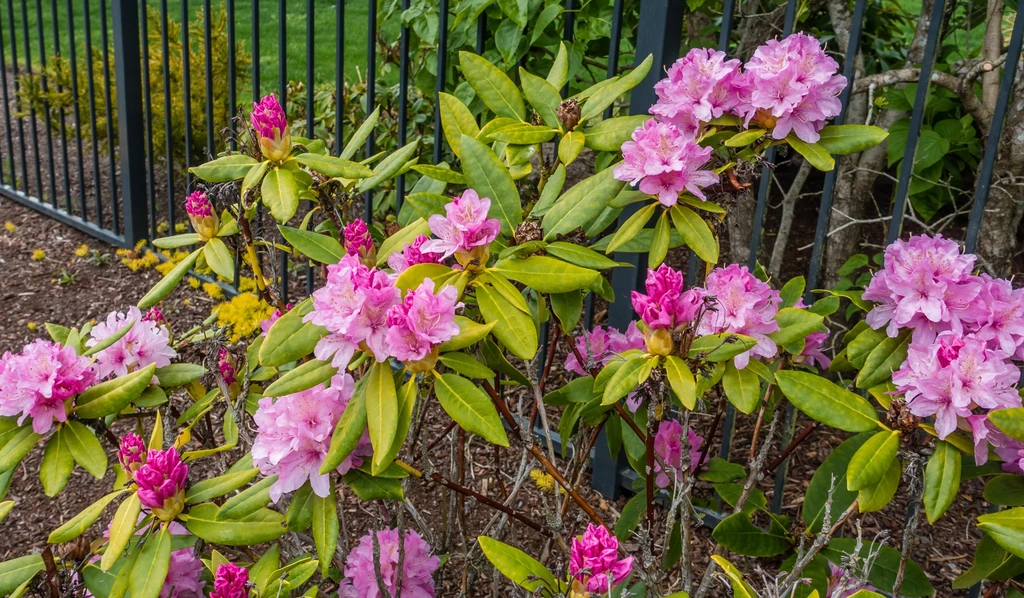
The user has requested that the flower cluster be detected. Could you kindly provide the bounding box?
[0,339,96,434]
[344,219,376,265]
[651,48,743,136]
[697,264,781,369]
[614,119,718,207]
[565,323,645,377]
[631,264,704,334]
[251,373,371,502]
[210,563,249,598]
[218,348,237,386]
[251,93,291,162]
[569,524,633,594]
[421,190,500,264]
[388,234,443,274]
[134,447,188,521]
[87,306,177,380]
[339,528,440,598]
[384,279,463,369]
[653,419,704,488]
[118,433,146,473]
[185,190,219,240]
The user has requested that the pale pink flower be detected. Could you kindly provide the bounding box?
[87,306,177,380]
[697,264,781,369]
[251,94,291,162]
[384,279,463,363]
[652,48,744,135]
[0,339,96,434]
[791,298,831,368]
[210,563,249,598]
[339,528,440,598]
[251,373,372,502]
[565,323,646,377]
[118,433,146,473]
[388,235,444,274]
[653,420,704,488]
[614,119,718,205]
[569,523,633,593]
[422,190,500,260]
[970,274,1024,357]
[135,447,188,521]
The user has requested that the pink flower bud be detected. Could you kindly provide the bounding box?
[218,348,237,386]
[143,307,165,323]
[569,524,633,593]
[211,562,249,598]
[185,191,220,240]
[251,94,292,162]
[117,433,147,473]
[344,219,376,266]
[134,447,188,521]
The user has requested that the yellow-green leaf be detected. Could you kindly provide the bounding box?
[434,374,509,446]
[670,205,718,263]
[366,362,399,471]
[137,247,202,308]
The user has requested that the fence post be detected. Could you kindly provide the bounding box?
[112,0,148,247]
[591,0,683,499]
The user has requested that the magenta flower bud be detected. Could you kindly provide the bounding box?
[210,562,249,598]
[117,433,147,473]
[185,190,220,240]
[143,307,165,323]
[344,219,376,266]
[569,524,633,594]
[218,348,237,386]
[251,94,292,162]
[134,447,188,521]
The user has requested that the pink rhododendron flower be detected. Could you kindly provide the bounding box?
[697,264,781,368]
[631,264,704,331]
[344,219,376,264]
[734,32,846,143]
[421,190,500,261]
[569,523,633,593]
[893,332,1020,439]
[994,434,1024,475]
[652,48,744,135]
[185,191,219,240]
[210,563,249,598]
[259,304,290,336]
[653,420,704,488]
[862,234,982,343]
[388,235,444,274]
[384,279,463,365]
[565,323,645,376]
[118,433,146,473]
[790,298,831,368]
[251,373,371,502]
[135,447,188,521]
[305,254,401,366]
[87,306,177,380]
[970,274,1024,358]
[251,94,291,162]
[218,348,236,385]
[614,119,718,205]
[826,562,876,598]
[144,307,165,323]
[0,339,96,434]
[339,528,440,598]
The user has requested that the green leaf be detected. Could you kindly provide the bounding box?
[817,125,889,155]
[544,242,622,270]
[713,512,790,557]
[847,430,900,491]
[439,316,497,352]
[822,538,933,596]
[711,555,758,598]
[664,356,697,410]
[722,362,761,415]
[980,507,1024,560]
[185,467,260,504]
[605,202,657,254]
[183,502,286,545]
[342,469,404,501]
[990,408,1024,442]
[558,131,586,165]
[0,555,44,597]
[377,218,432,267]
[460,135,522,235]
[0,425,41,474]
[63,420,108,478]
[373,380,417,475]
[154,364,205,387]
[48,490,124,544]
[262,167,300,223]
[924,440,961,523]
[580,54,653,122]
[460,51,526,120]
[584,115,649,151]
[218,476,277,520]
[774,370,879,432]
[203,238,235,281]
[363,362,399,472]
[856,329,911,390]
[294,153,375,178]
[435,373,508,446]
[550,291,583,332]
[602,355,651,406]
[411,163,466,185]
[39,430,74,497]
[519,69,561,128]
[670,205,718,263]
[614,492,647,541]
[481,338,533,386]
[321,389,368,474]
[287,484,315,532]
[768,308,825,347]
[490,123,558,145]
[264,359,337,397]
[531,164,566,217]
[543,165,625,240]
[478,536,559,593]
[687,333,757,362]
[102,493,142,571]
[312,480,339,575]
[546,42,569,89]
[476,284,538,360]
[985,474,1024,506]
[725,128,767,147]
[491,256,600,294]
[803,432,872,532]
[649,210,671,268]
[787,135,835,171]
[438,93,480,159]
[81,319,135,357]
[857,456,901,512]
[137,247,202,308]
[75,363,156,420]
[259,298,327,367]
[357,141,419,192]
[0,501,12,524]
[278,225,344,264]
[440,353,496,379]
[189,154,258,182]
[340,106,380,160]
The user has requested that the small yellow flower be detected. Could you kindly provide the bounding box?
[202,282,224,300]
[31,249,45,261]
[26,322,37,330]
[74,244,89,257]
[215,293,274,343]
[187,277,201,289]
[183,298,192,306]
[530,469,556,494]
[4,221,15,233]
[174,222,189,234]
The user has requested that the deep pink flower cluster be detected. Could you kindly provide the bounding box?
[251,373,372,502]
[135,447,188,520]
[697,264,781,369]
[184,190,212,218]
[631,264,704,332]
[613,118,718,206]
[0,339,96,434]
[87,306,177,380]
[210,563,249,598]
[118,433,146,473]
[218,348,236,385]
[251,94,291,162]
[569,524,633,593]
[339,528,440,598]
[827,562,876,598]
[652,48,744,137]
[388,235,444,274]
[653,420,704,488]
[565,323,644,377]
[344,219,376,264]
[384,279,463,365]
[421,190,500,261]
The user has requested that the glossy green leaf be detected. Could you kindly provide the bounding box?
[262,167,300,223]
[604,202,656,254]
[550,291,584,332]
[857,457,901,512]
[476,284,538,360]
[259,298,327,367]
[340,107,380,160]
[990,408,1024,442]
[39,430,74,497]
[438,316,496,352]
[519,69,561,128]
[137,247,202,308]
[725,128,766,147]
[711,555,757,598]
[664,355,697,410]
[321,389,368,474]
[189,154,258,182]
[439,353,496,379]
[74,364,156,420]
[63,420,108,478]
[722,362,761,414]
[558,131,585,165]
[490,256,600,294]
[543,165,625,240]
[264,359,337,397]
[478,536,559,593]
[614,492,646,541]
[278,225,344,264]
[342,469,404,501]
[924,440,961,523]
[48,490,124,544]
[154,364,205,387]
[438,93,480,158]
[102,493,142,571]
[847,430,900,490]
[217,476,277,520]
[376,218,432,267]
[584,115,649,151]
[768,308,825,347]
[774,370,879,432]
[649,210,671,268]
[821,538,933,596]
[817,125,889,155]
[312,481,339,575]
[203,238,235,280]
[357,141,419,192]
[687,333,757,362]
[856,329,911,390]
[183,502,286,545]
[788,135,835,171]
[713,512,790,557]
[410,163,467,184]
[670,205,718,263]
[580,54,653,122]
[185,467,260,504]
[460,51,526,120]
[602,355,651,406]
[803,432,872,532]
[294,153,375,178]
[435,373,508,446]
[365,362,399,472]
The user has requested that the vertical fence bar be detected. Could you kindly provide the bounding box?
[160,0,174,232]
[431,0,448,165]
[252,0,259,100]
[141,0,156,239]
[83,0,105,225]
[181,0,192,181]
[964,0,1024,253]
[100,0,120,233]
[602,0,623,119]
[278,0,288,302]
[334,0,343,156]
[35,0,58,208]
[112,0,148,246]
[561,0,575,97]
[68,0,88,218]
[227,0,236,150]
[364,0,376,220]
[395,0,409,208]
[19,0,42,199]
[887,0,947,244]
[203,0,214,157]
[306,0,314,296]
[0,5,13,188]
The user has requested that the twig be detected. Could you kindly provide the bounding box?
[764,421,819,475]
[428,472,550,535]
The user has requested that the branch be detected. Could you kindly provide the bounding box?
[851,67,996,131]
[428,471,550,536]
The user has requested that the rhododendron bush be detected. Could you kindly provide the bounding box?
[13,32,1024,598]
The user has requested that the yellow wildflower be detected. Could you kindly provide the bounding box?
[174,222,189,234]
[74,244,89,257]
[157,221,170,234]
[187,277,201,289]
[26,322,37,331]
[215,293,274,343]
[4,221,15,233]
[121,249,159,271]
[203,282,224,300]
[238,277,258,293]
[31,250,45,261]
[530,469,556,494]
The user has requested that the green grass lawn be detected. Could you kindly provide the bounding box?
[1,0,396,94]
